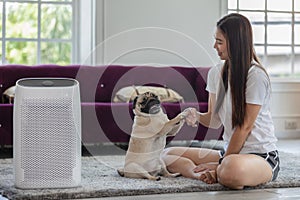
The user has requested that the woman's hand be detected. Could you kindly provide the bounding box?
[183,107,198,127]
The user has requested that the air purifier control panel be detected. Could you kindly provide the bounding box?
[17,78,77,87]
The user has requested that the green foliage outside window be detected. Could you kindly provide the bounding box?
[1,1,72,65]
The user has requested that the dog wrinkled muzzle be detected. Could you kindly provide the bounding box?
[141,98,161,114]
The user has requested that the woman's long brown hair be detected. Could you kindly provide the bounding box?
[214,13,265,128]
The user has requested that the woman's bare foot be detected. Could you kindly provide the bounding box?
[193,163,218,173]
[199,170,217,184]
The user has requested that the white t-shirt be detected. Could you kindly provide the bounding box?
[206,63,277,154]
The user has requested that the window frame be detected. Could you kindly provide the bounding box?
[227,0,300,76]
[0,0,78,65]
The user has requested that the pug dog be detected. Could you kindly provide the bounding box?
[117,91,186,180]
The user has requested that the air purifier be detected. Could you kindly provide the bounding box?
[13,78,81,189]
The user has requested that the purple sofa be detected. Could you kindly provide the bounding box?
[0,65,223,146]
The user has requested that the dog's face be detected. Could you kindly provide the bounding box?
[132,92,161,114]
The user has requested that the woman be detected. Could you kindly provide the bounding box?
[161,13,280,189]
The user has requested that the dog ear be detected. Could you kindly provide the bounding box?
[132,96,138,109]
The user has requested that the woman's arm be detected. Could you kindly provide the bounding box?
[199,93,222,128]
[223,103,261,156]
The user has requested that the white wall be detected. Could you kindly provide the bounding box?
[271,79,300,139]
[91,0,226,67]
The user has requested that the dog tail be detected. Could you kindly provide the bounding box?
[117,168,125,177]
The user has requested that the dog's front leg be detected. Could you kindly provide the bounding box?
[158,113,185,136]
[167,121,184,136]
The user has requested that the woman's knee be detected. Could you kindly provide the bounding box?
[218,154,273,189]
[217,155,247,189]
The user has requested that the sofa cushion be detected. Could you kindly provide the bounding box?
[113,85,184,103]
[2,86,16,104]
[97,65,200,102]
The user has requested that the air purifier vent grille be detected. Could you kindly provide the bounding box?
[19,97,78,187]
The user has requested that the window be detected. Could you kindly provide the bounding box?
[0,0,74,65]
[228,0,300,77]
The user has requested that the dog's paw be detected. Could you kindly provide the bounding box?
[175,114,185,125]
[178,112,187,122]
[148,176,161,181]
[117,168,125,177]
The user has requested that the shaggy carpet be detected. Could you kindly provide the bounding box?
[0,151,299,200]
